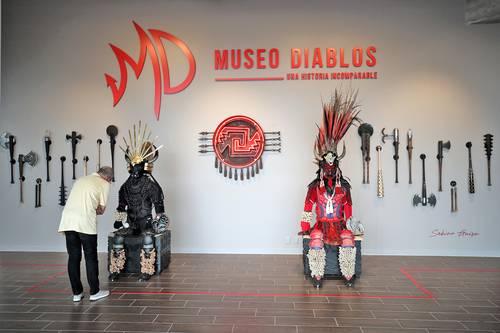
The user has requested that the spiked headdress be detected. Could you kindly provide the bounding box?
[314,89,361,165]
[120,121,163,174]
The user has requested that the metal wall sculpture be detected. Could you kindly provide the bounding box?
[198,115,281,180]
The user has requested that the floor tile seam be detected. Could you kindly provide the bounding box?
[32,312,46,320]
[102,321,116,332]
[40,320,53,330]
[26,305,41,313]
[398,318,469,329]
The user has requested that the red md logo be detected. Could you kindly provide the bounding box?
[105,21,196,120]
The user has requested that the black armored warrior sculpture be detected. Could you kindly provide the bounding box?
[109,122,169,282]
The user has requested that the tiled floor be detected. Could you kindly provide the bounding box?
[0,252,499,332]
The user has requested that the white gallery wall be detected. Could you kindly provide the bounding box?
[0,0,499,256]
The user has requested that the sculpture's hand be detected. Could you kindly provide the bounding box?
[298,230,310,236]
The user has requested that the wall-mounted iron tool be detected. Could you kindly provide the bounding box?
[450,180,457,212]
[96,138,102,171]
[484,134,493,186]
[406,130,413,184]
[0,133,17,184]
[44,132,52,182]
[358,123,373,184]
[35,178,42,208]
[66,131,82,180]
[106,125,118,182]
[83,156,89,176]
[18,151,38,203]
[436,140,451,191]
[381,128,400,183]
[376,145,384,198]
[59,156,67,206]
[413,154,436,207]
[466,142,475,194]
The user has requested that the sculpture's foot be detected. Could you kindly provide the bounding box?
[344,276,356,288]
[312,276,322,289]
[138,273,152,282]
[109,273,120,282]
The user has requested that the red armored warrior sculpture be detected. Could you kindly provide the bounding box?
[300,89,361,288]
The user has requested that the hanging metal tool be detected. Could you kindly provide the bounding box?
[18,151,38,203]
[96,138,102,171]
[106,125,118,182]
[0,133,17,184]
[450,180,457,212]
[83,156,89,176]
[358,123,373,184]
[381,128,400,183]
[59,156,67,206]
[376,145,384,198]
[413,154,436,207]
[466,142,475,193]
[66,131,82,180]
[35,178,42,208]
[406,130,413,184]
[484,134,493,186]
[44,132,52,182]
[436,140,451,192]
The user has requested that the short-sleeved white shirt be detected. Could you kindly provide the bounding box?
[58,173,110,235]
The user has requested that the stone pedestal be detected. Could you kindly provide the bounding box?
[303,237,362,278]
[108,230,171,275]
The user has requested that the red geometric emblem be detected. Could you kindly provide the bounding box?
[212,115,265,168]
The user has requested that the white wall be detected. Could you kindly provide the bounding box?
[1,0,499,256]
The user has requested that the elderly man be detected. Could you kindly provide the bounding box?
[58,166,113,302]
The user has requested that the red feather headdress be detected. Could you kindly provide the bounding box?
[314,89,361,164]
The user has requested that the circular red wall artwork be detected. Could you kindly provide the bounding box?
[212,115,265,180]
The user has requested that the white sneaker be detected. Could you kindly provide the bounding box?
[89,290,110,301]
[72,292,84,302]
